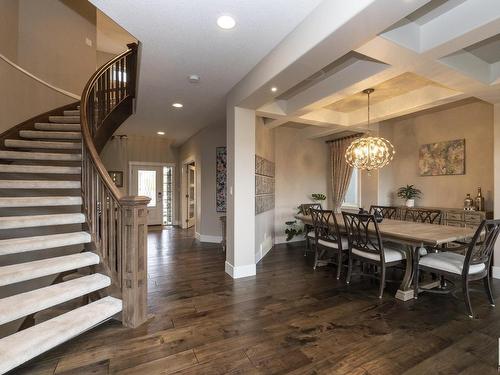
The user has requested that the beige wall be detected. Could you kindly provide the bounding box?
[100,134,178,196]
[97,51,117,68]
[255,118,275,261]
[0,0,19,61]
[275,127,329,243]
[377,100,494,211]
[17,0,97,95]
[178,124,226,238]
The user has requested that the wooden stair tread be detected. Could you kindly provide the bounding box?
[0,273,111,325]
[0,164,81,174]
[0,212,85,230]
[5,139,81,150]
[0,252,99,286]
[49,115,80,124]
[0,231,90,256]
[0,296,122,374]
[35,122,81,131]
[19,130,82,140]
[0,150,81,161]
[0,180,80,189]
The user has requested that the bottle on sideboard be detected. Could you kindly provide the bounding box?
[464,194,474,210]
[475,187,485,212]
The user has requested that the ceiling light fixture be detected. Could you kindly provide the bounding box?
[157,131,165,135]
[345,88,395,171]
[172,103,183,108]
[217,15,236,30]
[271,87,278,93]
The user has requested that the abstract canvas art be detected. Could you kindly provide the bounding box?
[255,155,275,214]
[419,139,465,176]
[216,147,227,212]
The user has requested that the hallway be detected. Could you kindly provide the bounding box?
[15,227,500,374]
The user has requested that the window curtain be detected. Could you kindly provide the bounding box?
[329,135,360,211]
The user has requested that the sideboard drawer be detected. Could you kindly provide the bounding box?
[446,211,464,221]
[446,220,465,227]
[464,212,483,224]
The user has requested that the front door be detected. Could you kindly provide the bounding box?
[130,165,163,225]
[186,164,196,228]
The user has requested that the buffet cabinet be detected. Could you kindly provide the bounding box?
[398,207,492,228]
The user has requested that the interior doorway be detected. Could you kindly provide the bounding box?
[129,162,175,226]
[181,160,196,229]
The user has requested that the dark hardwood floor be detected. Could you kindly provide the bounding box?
[14,227,500,374]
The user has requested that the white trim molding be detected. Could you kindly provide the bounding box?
[225,261,256,279]
[492,266,500,280]
[195,232,222,243]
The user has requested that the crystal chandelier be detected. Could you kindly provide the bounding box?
[345,88,395,171]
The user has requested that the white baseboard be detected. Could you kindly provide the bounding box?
[225,261,256,279]
[492,266,500,279]
[275,234,306,245]
[195,232,222,243]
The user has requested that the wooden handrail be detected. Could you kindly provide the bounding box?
[0,52,80,100]
[80,43,150,328]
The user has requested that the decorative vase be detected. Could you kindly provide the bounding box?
[464,194,474,210]
[406,199,415,208]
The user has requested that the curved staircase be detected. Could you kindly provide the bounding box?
[0,109,122,374]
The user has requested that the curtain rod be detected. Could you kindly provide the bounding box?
[325,133,363,143]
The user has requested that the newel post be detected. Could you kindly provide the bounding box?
[120,195,150,328]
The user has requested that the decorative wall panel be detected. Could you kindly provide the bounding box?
[255,155,275,214]
[216,147,227,212]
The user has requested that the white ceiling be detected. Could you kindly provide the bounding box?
[248,0,500,140]
[89,0,323,144]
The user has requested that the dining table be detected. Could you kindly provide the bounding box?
[296,213,477,301]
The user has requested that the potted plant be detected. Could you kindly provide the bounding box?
[284,220,303,241]
[311,193,326,203]
[397,184,422,207]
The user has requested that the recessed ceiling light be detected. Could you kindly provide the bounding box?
[217,15,236,30]
[271,87,278,93]
[172,103,183,108]
[157,131,165,135]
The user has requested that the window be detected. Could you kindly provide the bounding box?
[342,168,360,208]
[163,166,174,225]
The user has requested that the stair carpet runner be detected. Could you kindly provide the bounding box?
[0,108,122,374]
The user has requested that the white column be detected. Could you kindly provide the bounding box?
[225,106,256,278]
[493,104,500,278]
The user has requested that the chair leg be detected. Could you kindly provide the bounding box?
[346,254,353,284]
[313,245,319,270]
[304,236,309,256]
[336,250,342,280]
[378,266,386,299]
[483,276,495,307]
[463,279,473,318]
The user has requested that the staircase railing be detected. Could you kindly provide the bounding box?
[80,43,150,328]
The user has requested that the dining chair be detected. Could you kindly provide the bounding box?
[342,211,406,298]
[414,219,500,318]
[299,203,322,255]
[369,205,399,220]
[309,208,347,279]
[404,208,442,224]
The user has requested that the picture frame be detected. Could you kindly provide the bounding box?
[108,171,124,187]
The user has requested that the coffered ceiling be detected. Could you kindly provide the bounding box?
[249,0,500,140]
